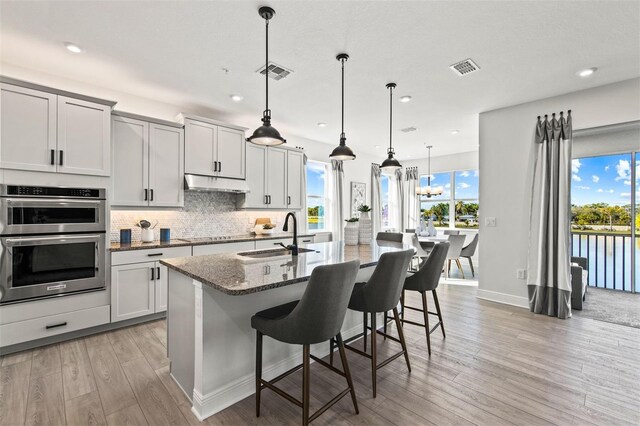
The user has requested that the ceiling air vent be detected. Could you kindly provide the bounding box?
[257,62,293,81]
[401,126,417,133]
[449,58,480,76]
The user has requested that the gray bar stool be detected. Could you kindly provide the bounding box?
[331,249,414,397]
[401,242,449,356]
[251,260,360,426]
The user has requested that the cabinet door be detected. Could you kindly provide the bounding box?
[57,96,111,176]
[286,150,304,209]
[267,147,288,209]
[244,144,268,208]
[184,119,216,176]
[149,123,184,207]
[112,116,149,207]
[111,262,155,322]
[215,127,245,179]
[155,263,168,313]
[0,84,57,172]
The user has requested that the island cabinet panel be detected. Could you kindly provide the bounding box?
[0,83,112,176]
[192,241,254,256]
[112,116,184,208]
[0,84,57,172]
[184,118,246,179]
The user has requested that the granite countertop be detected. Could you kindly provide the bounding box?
[160,240,409,296]
[110,232,315,252]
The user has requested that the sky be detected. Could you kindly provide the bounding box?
[419,169,479,200]
[306,161,325,197]
[571,153,639,206]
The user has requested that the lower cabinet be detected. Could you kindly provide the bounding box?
[110,246,191,322]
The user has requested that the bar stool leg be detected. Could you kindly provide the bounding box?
[362,311,368,352]
[329,338,335,365]
[432,289,445,338]
[370,313,377,398]
[336,333,359,414]
[383,311,388,339]
[393,307,411,372]
[255,331,263,417]
[302,344,310,426]
[421,291,432,356]
[400,290,405,321]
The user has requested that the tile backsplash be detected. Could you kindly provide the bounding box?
[110,192,292,242]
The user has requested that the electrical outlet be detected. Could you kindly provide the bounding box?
[485,217,497,227]
[516,269,527,280]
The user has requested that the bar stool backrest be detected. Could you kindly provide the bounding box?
[376,232,404,243]
[359,249,414,312]
[286,260,361,344]
[412,242,449,291]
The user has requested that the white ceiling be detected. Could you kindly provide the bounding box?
[1,1,639,159]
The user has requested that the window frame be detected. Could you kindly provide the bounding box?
[419,169,479,229]
[306,160,330,232]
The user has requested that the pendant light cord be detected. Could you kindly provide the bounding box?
[427,146,432,185]
[265,18,269,115]
[341,58,345,138]
[388,85,393,152]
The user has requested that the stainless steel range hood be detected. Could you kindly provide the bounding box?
[184,174,250,193]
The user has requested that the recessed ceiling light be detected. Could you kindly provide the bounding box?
[399,96,412,103]
[451,130,460,135]
[577,67,597,77]
[317,122,327,128]
[375,145,381,149]
[64,42,84,53]
[230,94,244,102]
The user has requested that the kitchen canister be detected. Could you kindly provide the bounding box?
[160,228,171,242]
[120,229,132,244]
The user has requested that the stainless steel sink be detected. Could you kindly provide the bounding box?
[237,247,316,259]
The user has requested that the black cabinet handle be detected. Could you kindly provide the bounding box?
[156,267,161,280]
[214,162,217,172]
[302,239,311,243]
[218,161,222,173]
[50,149,55,165]
[147,253,163,257]
[287,196,291,205]
[264,195,268,205]
[46,322,67,330]
[144,189,148,201]
[150,189,154,201]
[267,195,271,204]
[59,150,64,166]
[150,267,155,281]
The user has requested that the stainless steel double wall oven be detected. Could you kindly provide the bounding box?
[0,185,107,304]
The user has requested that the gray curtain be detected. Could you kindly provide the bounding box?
[371,164,382,238]
[527,112,573,319]
[330,159,344,241]
[403,167,419,231]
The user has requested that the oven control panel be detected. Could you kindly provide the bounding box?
[2,185,105,199]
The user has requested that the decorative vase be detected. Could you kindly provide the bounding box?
[141,228,154,242]
[359,216,372,244]
[344,222,359,246]
[427,217,437,237]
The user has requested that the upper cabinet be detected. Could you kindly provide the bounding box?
[112,113,184,208]
[183,115,246,180]
[0,80,115,176]
[238,145,305,210]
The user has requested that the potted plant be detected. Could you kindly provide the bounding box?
[261,223,276,235]
[344,218,359,245]
[358,205,371,220]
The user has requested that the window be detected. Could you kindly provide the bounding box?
[306,161,329,231]
[419,170,479,228]
[381,174,390,228]
[454,170,479,229]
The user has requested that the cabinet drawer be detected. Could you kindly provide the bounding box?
[111,246,191,266]
[192,241,255,256]
[0,305,110,347]
[255,238,290,249]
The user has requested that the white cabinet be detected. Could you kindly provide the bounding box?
[111,246,191,322]
[112,114,184,207]
[0,82,113,176]
[184,117,245,180]
[239,145,305,210]
[192,241,255,256]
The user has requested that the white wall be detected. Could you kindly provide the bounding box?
[478,78,640,308]
[403,150,478,174]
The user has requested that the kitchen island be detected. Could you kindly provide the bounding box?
[160,240,407,420]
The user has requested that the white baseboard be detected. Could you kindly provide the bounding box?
[191,321,367,420]
[476,289,529,309]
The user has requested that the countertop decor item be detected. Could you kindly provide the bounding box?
[160,228,171,242]
[380,83,401,173]
[329,53,356,161]
[135,219,158,243]
[344,217,359,245]
[358,206,372,244]
[261,223,276,235]
[246,6,286,146]
[120,229,131,244]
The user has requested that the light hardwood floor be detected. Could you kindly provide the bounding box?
[1,284,639,425]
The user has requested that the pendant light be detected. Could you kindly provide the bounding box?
[247,7,286,146]
[380,83,401,172]
[420,145,444,197]
[329,54,356,161]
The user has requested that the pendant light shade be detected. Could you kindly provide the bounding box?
[247,7,286,146]
[380,83,401,173]
[329,53,356,161]
[418,145,444,197]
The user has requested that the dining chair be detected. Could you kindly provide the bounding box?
[376,232,403,243]
[460,234,479,277]
[443,230,460,235]
[403,233,431,270]
[444,234,466,278]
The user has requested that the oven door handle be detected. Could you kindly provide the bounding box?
[4,198,103,207]
[4,234,103,246]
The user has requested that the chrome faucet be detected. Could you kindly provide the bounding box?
[281,212,299,256]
